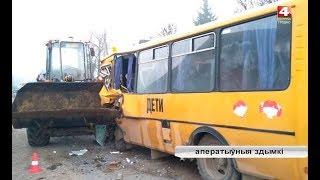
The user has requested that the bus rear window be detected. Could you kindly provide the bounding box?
[219,15,291,91]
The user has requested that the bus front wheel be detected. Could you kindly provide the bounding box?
[196,134,240,180]
[114,126,132,151]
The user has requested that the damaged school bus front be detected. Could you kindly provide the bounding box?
[99,54,123,108]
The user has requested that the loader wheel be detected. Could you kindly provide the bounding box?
[27,121,50,147]
[197,135,240,180]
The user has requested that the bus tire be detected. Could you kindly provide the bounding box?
[115,138,127,151]
[106,124,116,142]
[114,126,132,151]
[197,134,240,180]
[27,121,50,147]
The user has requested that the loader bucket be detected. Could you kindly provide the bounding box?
[12,82,104,113]
[12,82,121,129]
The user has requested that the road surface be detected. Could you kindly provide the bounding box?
[12,128,202,180]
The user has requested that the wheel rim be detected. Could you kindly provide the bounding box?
[203,158,232,179]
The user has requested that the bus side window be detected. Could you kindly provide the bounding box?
[137,47,169,93]
[171,34,215,92]
[219,15,291,91]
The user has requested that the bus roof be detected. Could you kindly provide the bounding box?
[101,0,294,62]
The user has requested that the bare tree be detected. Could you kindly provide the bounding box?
[235,0,253,11]
[235,0,278,13]
[256,0,277,6]
[88,30,109,79]
[158,23,177,37]
[90,30,108,57]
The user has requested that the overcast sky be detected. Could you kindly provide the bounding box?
[12,0,238,84]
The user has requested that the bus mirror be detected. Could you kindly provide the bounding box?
[90,48,95,56]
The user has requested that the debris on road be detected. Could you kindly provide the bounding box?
[13,128,202,180]
[94,155,107,163]
[110,151,120,154]
[125,157,135,164]
[104,161,122,172]
[47,163,62,170]
[116,173,123,180]
[109,161,121,166]
[69,149,88,156]
[95,125,107,146]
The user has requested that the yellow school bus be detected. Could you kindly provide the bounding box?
[100,0,307,179]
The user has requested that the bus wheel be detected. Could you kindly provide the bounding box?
[197,134,240,180]
[114,126,132,151]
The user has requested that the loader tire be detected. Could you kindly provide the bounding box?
[27,121,50,147]
[197,135,240,180]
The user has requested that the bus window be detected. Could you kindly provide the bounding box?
[139,49,153,63]
[220,15,291,91]
[137,46,169,93]
[154,46,169,59]
[171,34,215,92]
[192,34,215,51]
[171,39,190,56]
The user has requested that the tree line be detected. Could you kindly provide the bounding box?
[142,0,279,42]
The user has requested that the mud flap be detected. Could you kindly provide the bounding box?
[95,125,107,146]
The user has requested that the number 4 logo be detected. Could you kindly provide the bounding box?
[277,6,292,17]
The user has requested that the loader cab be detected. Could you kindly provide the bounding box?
[45,40,98,82]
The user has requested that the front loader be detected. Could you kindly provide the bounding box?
[12,40,121,146]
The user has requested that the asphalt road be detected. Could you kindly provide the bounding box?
[12,128,202,180]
